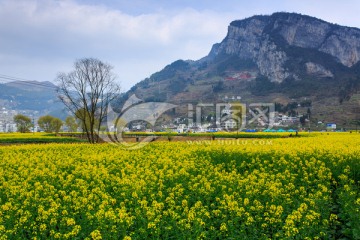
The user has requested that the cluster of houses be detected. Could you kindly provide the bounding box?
[0,108,18,132]
[0,103,338,133]
[118,108,338,133]
[0,108,41,133]
[0,121,17,133]
[118,110,302,133]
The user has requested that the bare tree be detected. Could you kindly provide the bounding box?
[56,58,120,143]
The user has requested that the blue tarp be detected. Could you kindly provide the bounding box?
[207,129,217,132]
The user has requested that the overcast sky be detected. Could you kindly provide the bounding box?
[1,0,360,91]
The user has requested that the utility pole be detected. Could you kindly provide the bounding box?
[307,108,311,133]
[33,117,35,135]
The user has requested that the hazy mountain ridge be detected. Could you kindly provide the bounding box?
[3,80,56,91]
[0,81,63,114]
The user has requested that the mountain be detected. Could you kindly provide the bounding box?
[120,12,360,127]
[4,80,56,92]
[0,80,65,117]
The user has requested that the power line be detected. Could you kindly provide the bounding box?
[0,74,57,90]
[0,74,36,82]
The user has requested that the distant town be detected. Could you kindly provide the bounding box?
[0,108,41,133]
[0,103,339,133]
[108,98,340,133]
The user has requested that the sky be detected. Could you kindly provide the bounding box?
[0,0,360,91]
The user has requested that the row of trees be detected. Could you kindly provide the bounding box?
[13,114,79,133]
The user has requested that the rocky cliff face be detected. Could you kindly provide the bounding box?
[122,12,360,126]
[305,62,334,78]
[208,12,360,82]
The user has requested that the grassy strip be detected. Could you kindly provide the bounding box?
[0,133,85,144]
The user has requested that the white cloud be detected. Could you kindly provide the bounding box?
[1,0,360,91]
[0,0,233,90]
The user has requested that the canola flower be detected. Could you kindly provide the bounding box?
[0,132,359,239]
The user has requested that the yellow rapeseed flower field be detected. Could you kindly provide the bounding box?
[0,132,359,239]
